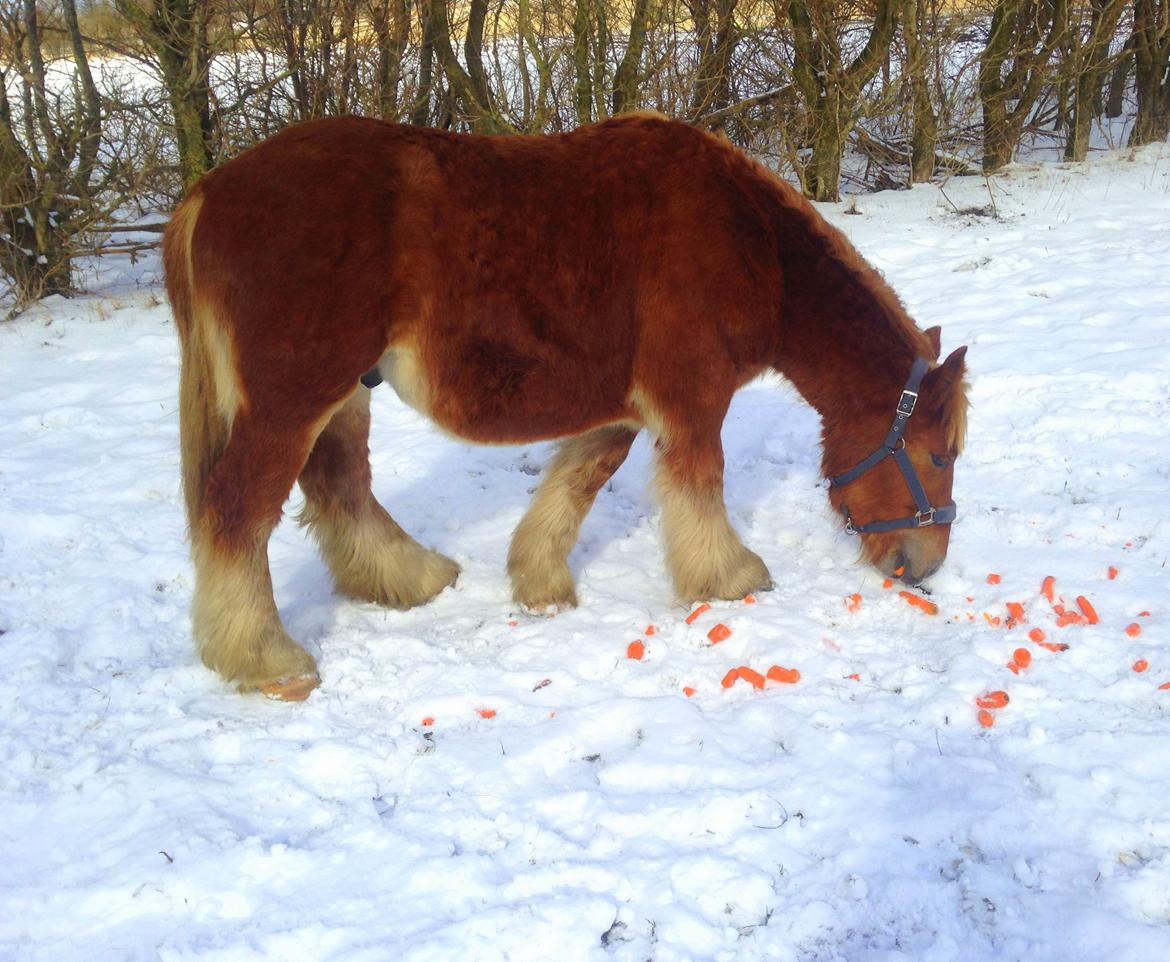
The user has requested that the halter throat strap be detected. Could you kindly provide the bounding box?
[828,357,957,535]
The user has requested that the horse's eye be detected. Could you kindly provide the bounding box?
[931,453,951,469]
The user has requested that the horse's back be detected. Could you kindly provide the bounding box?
[186,116,781,442]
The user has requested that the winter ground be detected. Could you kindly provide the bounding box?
[2,144,1169,962]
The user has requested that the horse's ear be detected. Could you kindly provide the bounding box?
[923,346,967,404]
[923,325,942,360]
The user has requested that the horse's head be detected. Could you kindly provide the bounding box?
[824,345,969,585]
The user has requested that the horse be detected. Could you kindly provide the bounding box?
[164,114,968,700]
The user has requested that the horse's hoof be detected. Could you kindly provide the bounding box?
[258,673,321,702]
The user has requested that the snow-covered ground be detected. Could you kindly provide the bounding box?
[2,144,1169,961]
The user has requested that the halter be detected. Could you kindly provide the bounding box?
[828,357,957,535]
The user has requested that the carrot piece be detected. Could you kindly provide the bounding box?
[1108,566,1119,580]
[645,625,657,636]
[743,594,757,604]
[846,673,861,681]
[421,716,435,727]
[1159,681,1170,691]
[627,640,645,660]
[1006,602,1026,627]
[983,613,1002,628]
[508,620,519,627]
[1028,627,1046,643]
[738,666,766,690]
[1007,663,1020,675]
[721,668,740,689]
[1013,647,1032,668]
[1036,640,1069,652]
[900,591,939,615]
[683,686,697,697]
[766,665,801,684]
[1138,611,1151,618]
[894,565,906,577]
[1125,623,1141,638]
[477,708,496,719]
[707,623,732,644]
[1076,596,1099,625]
[976,691,1010,709]
[978,709,996,728]
[987,573,1001,585]
[883,579,894,589]
[1056,610,1085,627]
[685,603,711,625]
[1041,576,1056,604]
[845,593,863,613]
[1133,660,1149,673]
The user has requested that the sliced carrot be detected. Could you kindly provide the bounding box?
[1041,576,1056,604]
[721,668,740,689]
[846,673,861,681]
[987,573,1001,585]
[477,708,496,719]
[900,591,939,615]
[743,594,757,604]
[1056,611,1085,627]
[983,613,1002,628]
[1125,623,1141,638]
[508,620,519,627]
[1138,611,1151,618]
[1132,660,1148,673]
[894,565,906,577]
[976,690,1010,709]
[707,623,732,644]
[1159,681,1170,691]
[421,716,435,727]
[627,640,645,660]
[1008,663,1020,675]
[966,595,975,602]
[685,603,711,625]
[645,625,657,636]
[1028,627,1046,643]
[1076,596,1099,625]
[883,579,894,589]
[1006,602,1026,627]
[683,686,697,697]
[845,593,863,613]
[766,665,801,684]
[1013,647,1032,668]
[1036,640,1070,652]
[1108,566,1119,580]
[978,709,996,728]
[738,666,766,690]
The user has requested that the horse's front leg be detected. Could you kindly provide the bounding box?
[508,425,638,612]
[653,425,773,603]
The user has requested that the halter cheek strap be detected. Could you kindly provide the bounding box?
[828,357,958,535]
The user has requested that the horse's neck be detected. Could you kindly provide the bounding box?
[769,207,921,422]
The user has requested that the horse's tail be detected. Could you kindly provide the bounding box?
[165,193,233,536]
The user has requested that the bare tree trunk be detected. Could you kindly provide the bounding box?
[1064,0,1126,160]
[906,0,939,182]
[572,0,594,124]
[688,0,739,129]
[1131,0,1170,144]
[612,0,652,114]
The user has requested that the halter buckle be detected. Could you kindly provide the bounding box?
[897,389,918,417]
[914,507,936,527]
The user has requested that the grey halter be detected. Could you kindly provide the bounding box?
[828,357,958,535]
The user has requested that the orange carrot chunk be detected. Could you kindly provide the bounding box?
[883,579,894,589]
[1138,611,1151,618]
[1036,640,1070,652]
[978,709,996,728]
[766,665,801,685]
[721,668,740,689]
[1133,660,1148,673]
[1013,647,1032,668]
[645,625,657,636]
[707,623,732,644]
[421,716,435,727]
[627,640,645,660]
[976,691,1010,709]
[1108,566,1119,580]
[845,593,863,613]
[1041,576,1056,604]
[685,603,711,625]
[683,686,697,697]
[477,708,496,719]
[743,594,757,604]
[738,666,766,690]
[983,613,1002,628]
[1159,681,1170,691]
[1028,627,1046,643]
[894,565,906,577]
[1006,602,1026,627]
[1125,623,1141,638]
[847,673,861,681]
[1076,596,1100,625]
[900,591,939,615]
[987,573,1001,585]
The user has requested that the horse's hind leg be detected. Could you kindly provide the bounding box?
[508,425,638,611]
[653,422,773,603]
[192,414,324,700]
[298,389,460,609]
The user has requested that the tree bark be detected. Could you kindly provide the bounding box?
[1131,0,1170,144]
[612,0,652,114]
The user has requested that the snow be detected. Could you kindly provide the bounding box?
[2,145,1169,961]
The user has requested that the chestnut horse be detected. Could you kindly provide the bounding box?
[165,114,968,700]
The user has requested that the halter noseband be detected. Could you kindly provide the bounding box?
[828,357,957,535]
